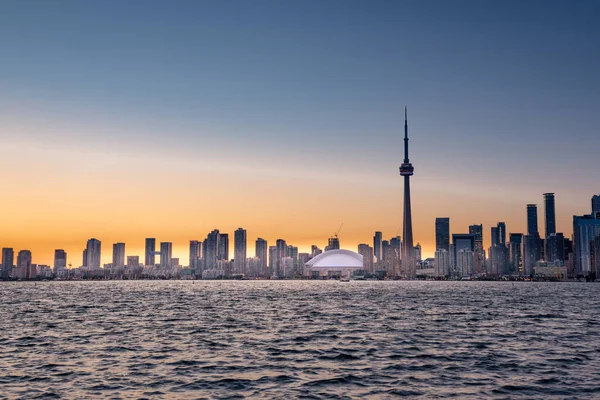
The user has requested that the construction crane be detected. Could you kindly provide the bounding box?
[334,223,344,238]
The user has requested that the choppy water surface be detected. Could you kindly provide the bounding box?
[2,281,600,399]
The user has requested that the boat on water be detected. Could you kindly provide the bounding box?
[340,277,350,282]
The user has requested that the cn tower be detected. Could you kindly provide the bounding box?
[400,107,415,278]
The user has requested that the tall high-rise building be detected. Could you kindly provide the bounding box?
[491,226,500,248]
[434,249,450,277]
[86,238,101,270]
[390,236,401,261]
[233,228,247,274]
[287,245,299,275]
[112,243,125,269]
[373,231,382,262]
[268,246,277,274]
[546,233,565,264]
[17,250,33,279]
[523,234,541,276]
[160,242,173,269]
[544,193,556,238]
[218,233,229,261]
[435,218,450,251]
[452,234,475,273]
[275,239,287,278]
[358,244,374,273]
[592,195,600,214]
[145,238,156,266]
[469,224,484,254]
[400,107,416,278]
[1,248,14,280]
[573,213,600,276]
[189,240,201,271]
[527,204,538,235]
[497,222,506,245]
[53,249,67,274]
[508,233,523,274]
[255,238,267,274]
[311,245,322,257]
[82,249,88,268]
[204,230,220,269]
[326,236,340,251]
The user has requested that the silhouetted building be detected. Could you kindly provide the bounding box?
[145,238,156,266]
[452,234,475,264]
[204,230,220,270]
[435,218,450,251]
[287,245,299,275]
[434,249,449,277]
[469,224,483,254]
[2,248,14,280]
[160,242,172,269]
[508,233,523,274]
[523,234,541,276]
[573,213,600,276]
[127,256,139,267]
[86,238,101,270]
[311,245,322,258]
[53,249,66,274]
[544,193,556,238]
[373,231,382,262]
[189,240,201,271]
[326,236,340,251]
[255,238,267,275]
[234,228,247,274]
[218,233,229,261]
[275,239,287,278]
[17,250,33,279]
[527,204,538,235]
[400,108,416,278]
[268,246,277,274]
[358,244,374,272]
[112,243,125,269]
[592,195,600,214]
[546,233,565,264]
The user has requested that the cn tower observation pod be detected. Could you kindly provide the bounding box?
[304,249,364,278]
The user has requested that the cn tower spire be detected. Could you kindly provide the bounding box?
[399,106,415,278]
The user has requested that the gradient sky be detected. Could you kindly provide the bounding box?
[1,0,599,266]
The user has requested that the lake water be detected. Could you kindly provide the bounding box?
[1,281,600,399]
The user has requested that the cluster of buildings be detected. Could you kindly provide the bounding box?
[431,194,600,280]
[2,111,599,281]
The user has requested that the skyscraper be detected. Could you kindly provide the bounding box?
[435,218,450,251]
[189,240,201,271]
[204,230,220,269]
[508,233,523,274]
[544,193,556,238]
[527,204,538,235]
[160,242,173,269]
[218,233,229,261]
[53,249,67,274]
[573,213,600,276]
[234,228,247,275]
[592,195,600,214]
[85,238,101,270]
[112,243,125,269]
[1,248,14,280]
[373,231,382,262]
[275,239,287,278]
[358,244,374,272]
[17,250,32,279]
[255,238,267,275]
[145,238,156,266]
[400,107,415,278]
[497,222,506,245]
[452,234,475,275]
[469,224,484,254]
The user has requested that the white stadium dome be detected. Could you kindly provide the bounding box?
[304,249,364,277]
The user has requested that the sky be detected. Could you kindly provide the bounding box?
[1,0,599,266]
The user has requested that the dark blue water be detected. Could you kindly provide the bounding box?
[1,281,600,399]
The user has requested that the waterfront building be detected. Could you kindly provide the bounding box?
[160,242,173,269]
[523,234,541,277]
[2,248,14,280]
[573,213,600,276]
[17,250,33,279]
[189,240,201,272]
[255,238,268,275]
[234,228,247,274]
[311,245,322,257]
[592,195,600,214]
[304,249,364,278]
[86,238,101,270]
[112,243,125,270]
[53,249,67,274]
[373,231,382,263]
[434,249,449,277]
[456,249,474,278]
[275,239,287,278]
[546,233,565,264]
[509,233,523,274]
[435,218,450,251]
[527,204,539,235]
[400,107,416,278]
[469,224,484,254]
[357,244,374,273]
[127,256,139,267]
[268,246,277,275]
[218,233,229,261]
[544,193,556,238]
[145,238,156,266]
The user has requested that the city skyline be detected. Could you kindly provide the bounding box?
[1,1,599,265]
